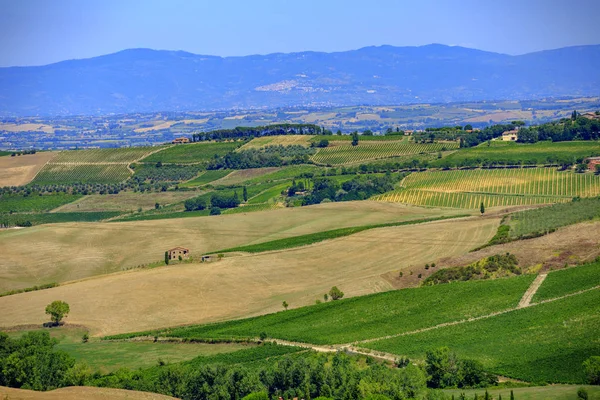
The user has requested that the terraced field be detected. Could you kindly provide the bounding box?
[375,168,600,208]
[50,146,161,163]
[31,147,164,184]
[32,164,132,184]
[311,139,458,165]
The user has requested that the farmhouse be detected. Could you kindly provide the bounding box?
[581,112,600,120]
[168,246,189,260]
[172,137,190,144]
[502,129,519,141]
[586,156,600,171]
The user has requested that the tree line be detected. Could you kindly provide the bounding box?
[189,124,328,142]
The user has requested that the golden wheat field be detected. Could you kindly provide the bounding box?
[0,216,497,336]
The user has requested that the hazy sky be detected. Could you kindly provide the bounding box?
[1,0,599,67]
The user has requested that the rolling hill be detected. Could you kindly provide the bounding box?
[1,44,599,116]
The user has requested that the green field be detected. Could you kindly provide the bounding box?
[110,275,533,345]
[32,163,132,184]
[0,211,122,226]
[242,165,321,185]
[311,139,458,165]
[375,168,600,209]
[51,146,161,163]
[246,181,289,204]
[4,326,254,374]
[179,169,232,187]
[443,385,600,399]
[366,288,600,383]
[533,262,600,303]
[141,141,242,164]
[221,202,281,214]
[0,193,82,213]
[508,197,600,238]
[434,140,600,167]
[211,214,468,254]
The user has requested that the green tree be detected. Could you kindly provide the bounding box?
[165,251,169,265]
[510,390,515,400]
[329,286,344,300]
[425,347,460,388]
[336,129,342,136]
[243,186,248,202]
[480,202,485,215]
[464,124,473,131]
[351,131,359,146]
[210,207,222,215]
[583,356,600,384]
[155,202,160,209]
[282,301,289,311]
[577,387,589,400]
[45,301,70,326]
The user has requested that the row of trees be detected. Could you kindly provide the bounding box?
[184,192,241,212]
[189,124,326,142]
[516,115,600,143]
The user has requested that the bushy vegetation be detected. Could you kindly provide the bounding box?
[0,283,58,298]
[208,145,316,170]
[116,275,533,345]
[0,331,79,390]
[142,141,243,164]
[422,254,520,286]
[516,114,600,143]
[213,215,466,254]
[532,261,600,303]
[366,288,600,383]
[301,173,402,205]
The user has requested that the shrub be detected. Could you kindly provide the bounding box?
[210,207,222,215]
[578,387,589,400]
[583,356,600,384]
[329,286,344,300]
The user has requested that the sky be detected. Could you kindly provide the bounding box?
[1,0,599,67]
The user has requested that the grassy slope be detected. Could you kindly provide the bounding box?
[180,169,232,187]
[3,326,252,374]
[433,140,600,166]
[114,275,534,345]
[532,262,600,303]
[443,385,600,399]
[0,194,82,213]
[0,211,122,226]
[212,214,468,254]
[366,288,600,383]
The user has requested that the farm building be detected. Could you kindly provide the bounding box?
[502,129,519,141]
[168,247,189,260]
[172,137,190,144]
[581,112,600,120]
[587,157,600,171]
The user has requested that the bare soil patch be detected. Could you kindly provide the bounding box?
[0,152,57,186]
[0,386,178,400]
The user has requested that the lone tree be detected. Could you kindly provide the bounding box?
[351,131,359,146]
[164,251,169,265]
[45,300,70,326]
[583,356,600,384]
[282,301,289,311]
[243,186,248,202]
[480,202,485,215]
[329,286,344,300]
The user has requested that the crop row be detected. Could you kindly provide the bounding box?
[33,164,132,184]
[375,190,570,209]
[51,146,160,163]
[374,168,600,208]
[311,140,458,165]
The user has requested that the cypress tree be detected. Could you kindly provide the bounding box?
[164,251,169,265]
[243,186,248,202]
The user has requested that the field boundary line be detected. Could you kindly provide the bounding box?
[29,151,59,183]
[518,273,547,308]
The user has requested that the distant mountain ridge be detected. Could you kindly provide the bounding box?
[1,44,599,116]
